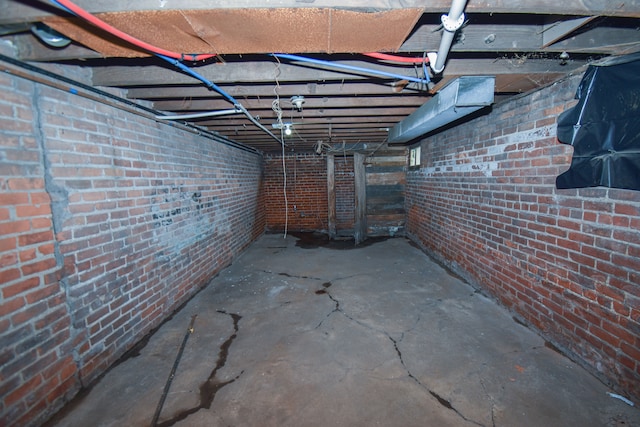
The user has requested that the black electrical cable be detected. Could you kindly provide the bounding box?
[0,53,159,114]
[150,315,197,427]
[0,53,261,155]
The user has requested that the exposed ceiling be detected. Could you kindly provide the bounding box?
[2,0,640,153]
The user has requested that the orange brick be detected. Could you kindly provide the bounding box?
[0,193,29,205]
[0,237,17,252]
[7,178,45,191]
[31,217,52,230]
[2,276,40,299]
[0,220,30,235]
[16,204,51,218]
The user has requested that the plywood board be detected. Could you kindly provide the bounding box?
[44,8,424,57]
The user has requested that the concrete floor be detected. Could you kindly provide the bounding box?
[50,233,639,427]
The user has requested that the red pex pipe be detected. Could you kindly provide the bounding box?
[51,0,215,62]
[363,52,429,64]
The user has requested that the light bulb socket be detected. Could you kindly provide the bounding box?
[31,22,71,48]
[291,96,305,112]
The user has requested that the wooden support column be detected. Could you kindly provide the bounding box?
[354,152,367,245]
[327,154,336,239]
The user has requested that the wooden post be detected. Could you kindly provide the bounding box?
[327,154,336,239]
[354,152,367,245]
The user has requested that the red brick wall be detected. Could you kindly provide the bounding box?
[264,154,328,232]
[334,157,355,233]
[0,64,264,426]
[406,74,640,400]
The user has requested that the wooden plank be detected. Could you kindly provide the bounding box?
[367,225,404,237]
[327,155,336,240]
[367,215,405,226]
[366,184,405,195]
[353,152,367,245]
[366,171,406,186]
[365,165,407,174]
[542,16,596,48]
[365,155,407,166]
[367,205,405,215]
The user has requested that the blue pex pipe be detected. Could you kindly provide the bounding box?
[49,0,73,14]
[271,53,430,85]
[157,55,238,105]
[157,55,283,145]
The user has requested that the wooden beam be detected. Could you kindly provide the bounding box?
[126,82,425,100]
[354,152,367,245]
[152,95,430,111]
[546,26,640,54]
[206,122,397,131]
[3,0,639,24]
[165,107,417,118]
[91,58,585,87]
[401,20,545,53]
[92,59,433,86]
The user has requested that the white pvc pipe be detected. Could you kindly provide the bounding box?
[431,0,468,74]
[155,108,241,120]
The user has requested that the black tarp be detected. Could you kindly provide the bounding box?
[556,53,640,191]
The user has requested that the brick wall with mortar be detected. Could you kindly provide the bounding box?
[334,156,355,234]
[406,73,640,401]
[264,154,328,232]
[0,63,264,426]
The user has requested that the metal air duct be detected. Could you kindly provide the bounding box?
[388,76,495,144]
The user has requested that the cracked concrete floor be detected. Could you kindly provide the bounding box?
[50,233,640,427]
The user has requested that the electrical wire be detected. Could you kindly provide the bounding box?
[282,138,288,239]
[272,58,288,239]
[49,0,215,61]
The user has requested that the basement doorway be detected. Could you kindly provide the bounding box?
[327,150,407,244]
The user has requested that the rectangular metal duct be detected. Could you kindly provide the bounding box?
[388,76,495,144]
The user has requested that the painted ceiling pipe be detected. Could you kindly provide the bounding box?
[430,0,468,74]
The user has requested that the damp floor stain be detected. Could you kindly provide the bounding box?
[289,231,389,250]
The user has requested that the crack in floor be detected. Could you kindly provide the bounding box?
[156,310,243,427]
[480,378,497,427]
[259,269,325,281]
[314,286,487,427]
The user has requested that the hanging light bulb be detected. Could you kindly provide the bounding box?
[284,124,292,136]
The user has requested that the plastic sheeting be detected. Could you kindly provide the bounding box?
[556,53,640,191]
